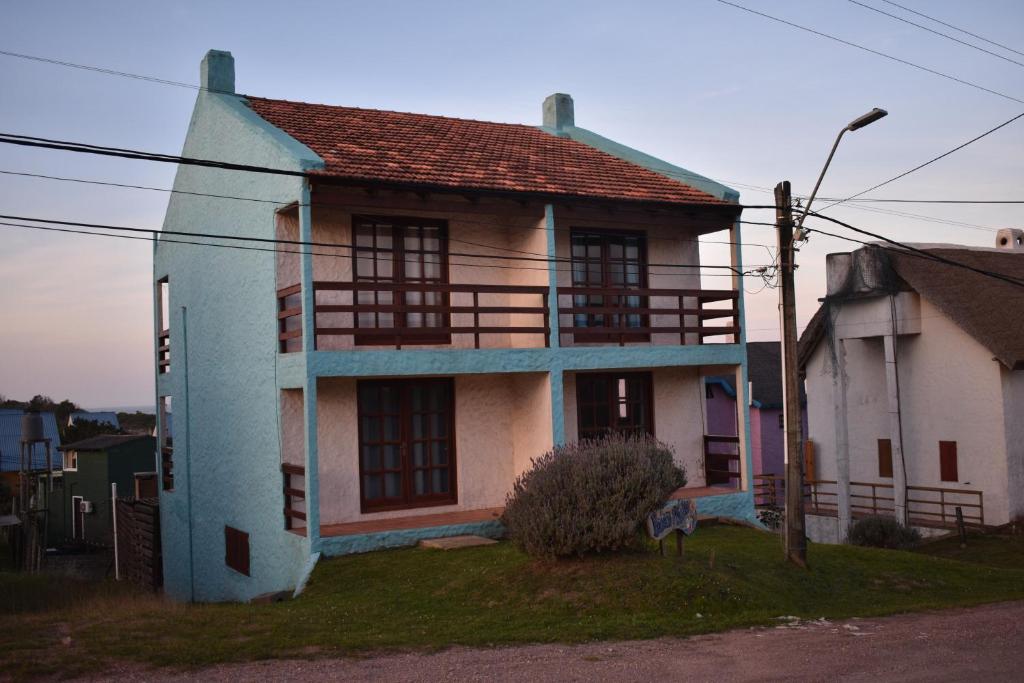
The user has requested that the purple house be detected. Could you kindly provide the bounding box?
[706,342,806,479]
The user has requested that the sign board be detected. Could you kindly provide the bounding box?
[646,498,697,541]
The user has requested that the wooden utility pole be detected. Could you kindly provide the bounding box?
[776,180,807,567]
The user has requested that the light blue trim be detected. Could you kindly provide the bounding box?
[550,371,566,446]
[695,490,763,527]
[292,551,320,598]
[319,519,505,556]
[214,92,323,172]
[732,217,756,498]
[299,181,321,551]
[301,344,745,378]
[545,203,560,347]
[543,125,740,202]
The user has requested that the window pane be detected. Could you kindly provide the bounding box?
[363,474,382,499]
[413,441,427,467]
[384,416,399,440]
[433,468,449,493]
[385,473,402,497]
[432,441,448,465]
[362,417,379,441]
[361,445,380,470]
[412,414,426,439]
[414,470,427,495]
[383,444,401,469]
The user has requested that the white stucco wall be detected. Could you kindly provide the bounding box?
[562,366,707,485]
[805,296,1012,525]
[1001,367,1024,520]
[315,373,552,526]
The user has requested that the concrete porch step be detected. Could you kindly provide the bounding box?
[419,535,499,550]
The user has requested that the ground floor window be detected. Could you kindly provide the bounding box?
[357,378,456,511]
[575,371,653,440]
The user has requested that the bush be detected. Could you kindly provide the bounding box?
[848,515,921,549]
[502,433,686,558]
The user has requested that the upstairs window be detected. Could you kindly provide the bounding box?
[159,396,174,491]
[353,216,449,345]
[576,372,653,440]
[157,277,171,374]
[570,230,648,341]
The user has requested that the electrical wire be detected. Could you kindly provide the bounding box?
[714,0,1024,104]
[880,0,1024,58]
[0,213,771,274]
[803,212,1024,288]
[848,0,1024,69]
[0,49,239,96]
[0,220,761,279]
[816,110,1024,212]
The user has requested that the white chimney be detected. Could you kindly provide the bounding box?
[995,228,1023,251]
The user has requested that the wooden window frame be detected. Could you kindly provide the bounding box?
[356,378,458,513]
[352,215,451,346]
[569,228,650,343]
[575,371,655,440]
[224,526,250,576]
[877,438,893,478]
[939,441,958,482]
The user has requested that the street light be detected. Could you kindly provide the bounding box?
[794,108,888,235]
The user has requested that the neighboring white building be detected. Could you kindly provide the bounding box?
[798,232,1023,542]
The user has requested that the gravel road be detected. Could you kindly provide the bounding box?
[99,601,1023,682]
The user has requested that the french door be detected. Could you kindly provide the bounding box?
[353,216,449,345]
[357,378,456,512]
[575,371,654,440]
[570,229,649,342]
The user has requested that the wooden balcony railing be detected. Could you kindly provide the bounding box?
[704,434,741,488]
[282,463,306,530]
[157,330,170,374]
[278,282,549,351]
[557,287,739,346]
[752,476,985,528]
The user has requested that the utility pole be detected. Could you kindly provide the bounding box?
[776,180,807,567]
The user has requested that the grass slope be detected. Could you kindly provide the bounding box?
[2,526,1023,679]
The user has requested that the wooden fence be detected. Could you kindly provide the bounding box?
[115,497,162,590]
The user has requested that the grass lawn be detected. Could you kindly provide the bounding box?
[913,531,1024,570]
[2,525,1023,679]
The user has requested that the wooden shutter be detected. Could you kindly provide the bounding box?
[877,439,893,478]
[939,441,958,482]
[224,526,250,576]
[803,440,816,481]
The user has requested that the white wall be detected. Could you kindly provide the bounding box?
[562,367,707,485]
[314,373,551,526]
[805,296,1012,525]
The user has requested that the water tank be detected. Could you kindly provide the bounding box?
[21,412,44,442]
[995,228,1023,251]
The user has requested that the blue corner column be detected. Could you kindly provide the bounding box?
[299,180,321,549]
[545,203,566,446]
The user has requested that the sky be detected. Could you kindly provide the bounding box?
[0,0,1021,408]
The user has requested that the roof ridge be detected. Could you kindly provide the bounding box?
[245,95,539,130]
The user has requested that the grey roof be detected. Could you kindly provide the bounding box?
[60,434,152,452]
[68,411,120,429]
[0,411,62,472]
[800,245,1024,370]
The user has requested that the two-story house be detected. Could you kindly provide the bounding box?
[798,235,1023,543]
[155,50,757,602]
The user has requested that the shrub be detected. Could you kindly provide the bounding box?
[502,433,686,558]
[848,515,921,549]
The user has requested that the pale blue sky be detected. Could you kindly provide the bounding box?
[1,0,1021,407]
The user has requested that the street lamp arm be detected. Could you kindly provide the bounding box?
[794,127,848,233]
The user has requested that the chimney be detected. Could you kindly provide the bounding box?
[995,228,1023,251]
[543,93,575,130]
[200,50,235,94]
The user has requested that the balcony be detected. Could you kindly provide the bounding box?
[278,282,740,351]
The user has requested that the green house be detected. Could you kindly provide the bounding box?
[50,435,157,546]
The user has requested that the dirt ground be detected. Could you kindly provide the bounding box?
[96,601,1023,682]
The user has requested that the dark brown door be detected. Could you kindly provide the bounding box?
[570,230,648,343]
[353,216,449,345]
[72,495,84,541]
[357,378,456,511]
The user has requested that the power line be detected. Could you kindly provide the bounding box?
[0,220,757,279]
[0,132,778,212]
[0,49,238,96]
[880,0,1024,58]
[816,110,1024,212]
[817,197,1024,205]
[0,213,770,274]
[818,201,1002,234]
[848,0,1024,69]
[714,0,1024,105]
[804,211,1024,288]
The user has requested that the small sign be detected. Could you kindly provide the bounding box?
[646,498,697,541]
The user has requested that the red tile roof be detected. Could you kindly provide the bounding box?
[245,97,730,207]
